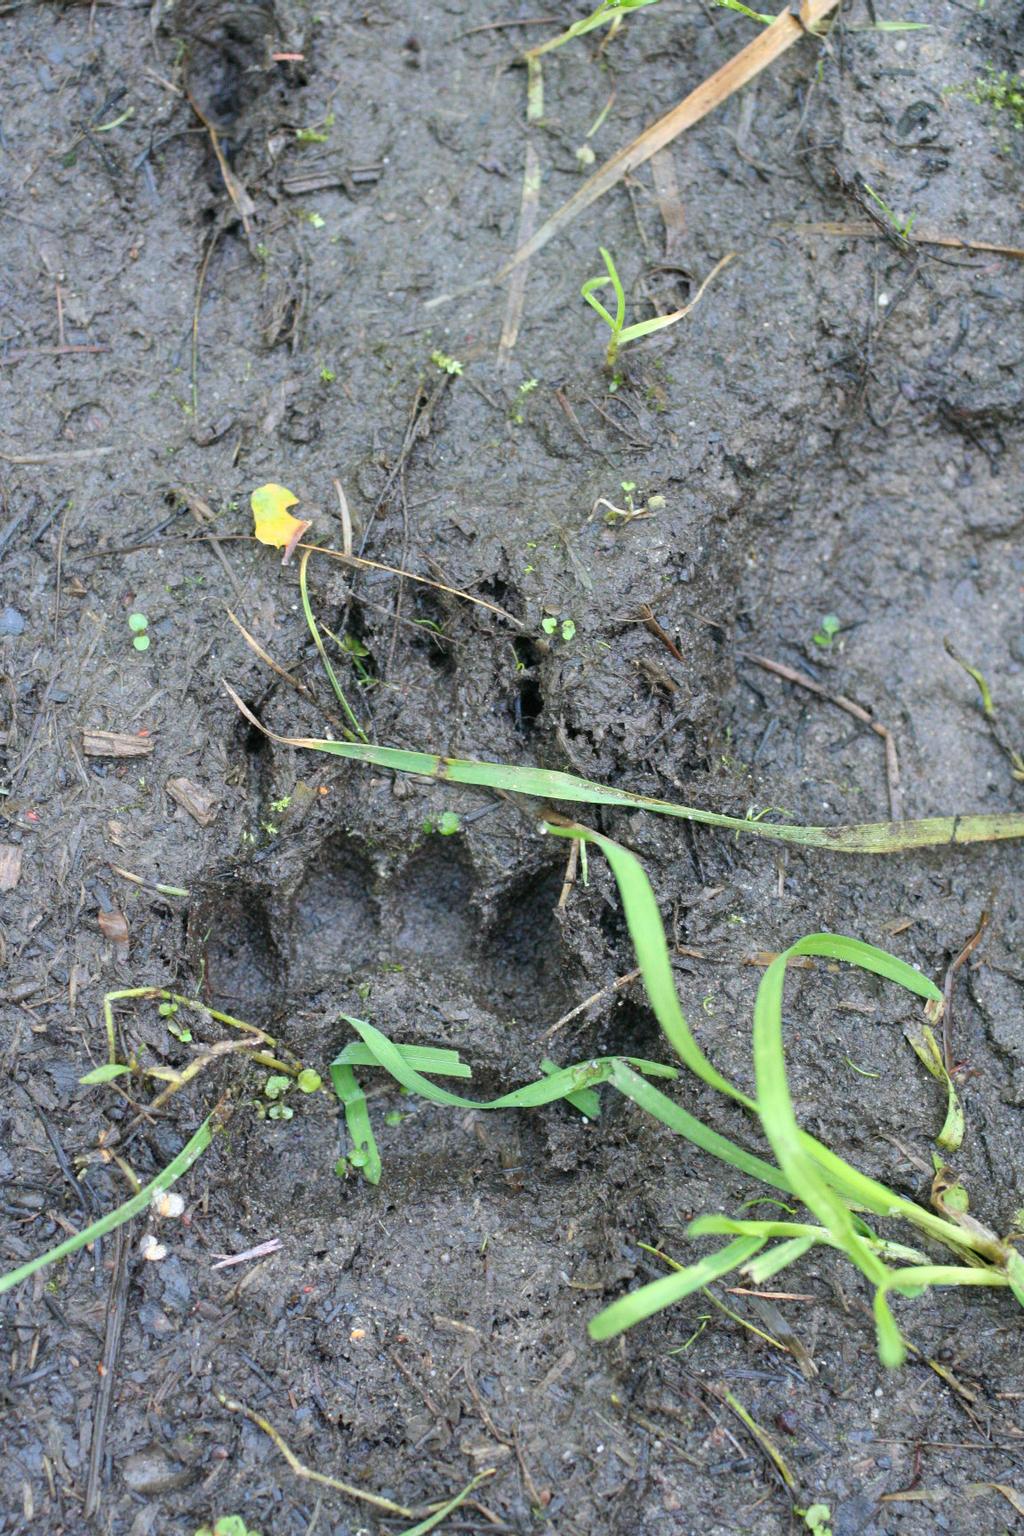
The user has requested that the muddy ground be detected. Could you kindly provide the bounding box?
[2,0,1023,1532]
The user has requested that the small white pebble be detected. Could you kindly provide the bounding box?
[151,1191,185,1219]
[139,1233,167,1262]
[878,293,891,308]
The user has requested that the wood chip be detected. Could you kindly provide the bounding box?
[83,730,154,758]
[0,844,23,891]
[98,908,130,950]
[166,777,219,827]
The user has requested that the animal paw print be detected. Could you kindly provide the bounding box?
[199,831,574,1042]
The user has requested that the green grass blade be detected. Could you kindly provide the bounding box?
[618,310,689,345]
[331,1061,382,1184]
[886,1264,1013,1293]
[223,686,1024,854]
[753,944,905,1362]
[0,1111,220,1295]
[742,1236,817,1283]
[398,1472,495,1536]
[547,823,754,1107]
[608,1062,791,1193]
[588,1236,764,1340]
[332,1042,474,1078]
[297,549,367,743]
[540,1057,601,1119]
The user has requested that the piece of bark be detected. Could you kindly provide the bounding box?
[98,908,130,953]
[0,844,23,891]
[166,777,219,827]
[83,730,154,758]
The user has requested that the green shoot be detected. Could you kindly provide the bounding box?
[812,613,840,648]
[128,611,150,652]
[527,0,659,62]
[430,350,463,375]
[862,182,916,239]
[713,0,773,23]
[582,247,686,371]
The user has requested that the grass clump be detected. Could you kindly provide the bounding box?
[327,817,1024,1369]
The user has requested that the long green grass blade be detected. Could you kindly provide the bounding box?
[297,549,367,743]
[0,1111,220,1295]
[608,1062,791,1192]
[223,686,1024,854]
[588,1236,764,1340]
[753,941,909,1362]
[546,823,753,1107]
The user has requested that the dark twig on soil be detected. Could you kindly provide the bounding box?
[83,1224,131,1520]
[543,968,641,1039]
[0,343,110,365]
[638,604,685,665]
[941,911,990,1075]
[174,486,247,611]
[52,499,72,643]
[0,445,114,464]
[742,651,902,821]
[191,218,225,420]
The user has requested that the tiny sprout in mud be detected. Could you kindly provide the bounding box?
[423,811,461,835]
[582,247,690,373]
[128,612,150,651]
[195,1519,262,1536]
[813,613,840,648]
[541,614,576,642]
[430,350,463,375]
[510,377,539,424]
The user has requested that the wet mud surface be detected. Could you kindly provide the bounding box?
[1,1,1023,1532]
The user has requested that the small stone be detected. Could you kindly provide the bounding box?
[120,1446,192,1495]
[0,607,25,637]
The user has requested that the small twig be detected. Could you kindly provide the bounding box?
[543,968,641,1039]
[557,839,579,910]
[786,220,1024,262]
[191,221,223,420]
[0,445,114,464]
[216,1394,416,1516]
[174,486,246,612]
[941,911,990,1074]
[743,651,902,821]
[0,343,110,365]
[53,499,72,643]
[84,1224,131,1520]
[638,603,685,665]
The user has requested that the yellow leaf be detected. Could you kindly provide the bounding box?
[251,482,312,564]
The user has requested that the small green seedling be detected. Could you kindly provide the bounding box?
[582,247,692,373]
[968,67,1024,133]
[862,183,916,239]
[510,377,539,424]
[813,614,840,648]
[797,1505,833,1536]
[195,1519,262,1536]
[541,615,576,642]
[128,612,150,651]
[713,0,773,21]
[430,350,463,375]
[423,811,461,836]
